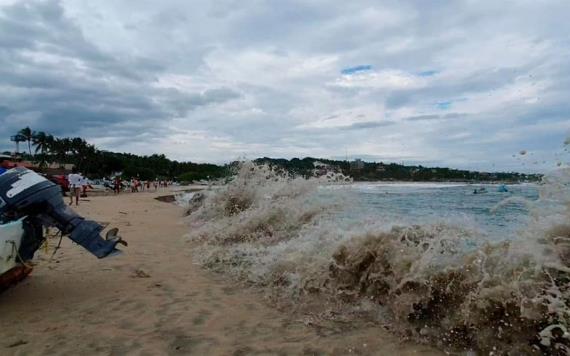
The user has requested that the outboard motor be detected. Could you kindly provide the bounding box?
[0,168,125,259]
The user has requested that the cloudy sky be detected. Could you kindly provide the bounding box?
[1,0,569,172]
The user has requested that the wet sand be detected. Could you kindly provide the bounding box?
[0,191,442,355]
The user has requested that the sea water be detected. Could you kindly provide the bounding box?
[182,163,570,354]
[336,182,539,238]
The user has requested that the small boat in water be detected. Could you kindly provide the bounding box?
[497,184,509,193]
[473,187,487,194]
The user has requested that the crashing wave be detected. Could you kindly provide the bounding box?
[184,162,570,354]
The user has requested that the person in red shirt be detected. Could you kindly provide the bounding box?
[114,176,121,194]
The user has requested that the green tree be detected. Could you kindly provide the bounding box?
[32,131,52,154]
[18,127,34,156]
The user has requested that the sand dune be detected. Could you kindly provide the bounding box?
[0,191,442,355]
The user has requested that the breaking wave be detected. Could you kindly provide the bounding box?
[184,162,570,354]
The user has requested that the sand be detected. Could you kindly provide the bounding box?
[0,190,443,355]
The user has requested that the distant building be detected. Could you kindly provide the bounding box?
[29,162,75,175]
[376,163,386,172]
[0,156,74,174]
[39,162,75,171]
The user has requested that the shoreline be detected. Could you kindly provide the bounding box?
[0,191,442,355]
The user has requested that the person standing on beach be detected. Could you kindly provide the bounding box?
[114,176,121,194]
[67,168,82,206]
[80,174,88,197]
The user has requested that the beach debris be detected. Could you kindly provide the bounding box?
[119,211,128,215]
[155,195,176,203]
[132,269,151,278]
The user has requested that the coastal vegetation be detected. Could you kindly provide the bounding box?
[255,157,541,183]
[5,127,540,182]
[6,127,228,181]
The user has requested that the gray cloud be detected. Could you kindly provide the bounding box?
[340,121,395,130]
[0,0,241,154]
[406,113,469,121]
[0,0,569,171]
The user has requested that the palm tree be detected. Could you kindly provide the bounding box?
[18,127,34,156]
[57,138,72,163]
[32,131,48,154]
[32,131,57,171]
[71,137,86,156]
[45,134,55,157]
[35,152,49,171]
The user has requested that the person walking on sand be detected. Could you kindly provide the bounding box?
[67,168,82,206]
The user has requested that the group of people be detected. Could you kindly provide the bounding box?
[1,159,174,206]
[112,177,172,194]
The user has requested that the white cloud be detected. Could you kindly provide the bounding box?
[330,70,426,90]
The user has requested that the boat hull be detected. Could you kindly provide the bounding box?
[0,264,32,292]
[0,219,30,290]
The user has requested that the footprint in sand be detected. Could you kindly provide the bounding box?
[192,309,211,325]
[166,330,218,354]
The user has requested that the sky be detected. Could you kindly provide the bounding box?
[0,0,569,172]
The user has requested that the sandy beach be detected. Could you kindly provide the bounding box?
[0,191,442,355]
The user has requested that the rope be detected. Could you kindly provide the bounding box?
[43,227,64,262]
[7,241,32,269]
[48,232,64,262]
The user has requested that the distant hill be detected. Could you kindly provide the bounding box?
[254,157,541,183]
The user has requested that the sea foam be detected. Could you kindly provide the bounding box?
[183,162,570,354]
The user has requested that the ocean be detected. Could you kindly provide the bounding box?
[180,163,570,354]
[337,182,538,238]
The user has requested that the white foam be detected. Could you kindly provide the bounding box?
[180,161,570,353]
